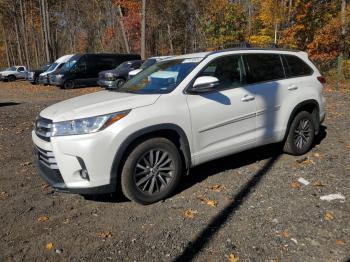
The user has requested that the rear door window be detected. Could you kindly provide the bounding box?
[243,54,285,84]
[282,55,313,77]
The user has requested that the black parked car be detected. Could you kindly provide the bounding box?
[97,60,143,89]
[50,53,141,89]
[26,63,52,85]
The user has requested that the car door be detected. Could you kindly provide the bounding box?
[186,55,257,164]
[242,53,286,144]
[17,67,26,78]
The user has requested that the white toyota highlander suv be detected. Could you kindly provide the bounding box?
[32,48,326,204]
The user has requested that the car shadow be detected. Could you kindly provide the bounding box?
[87,126,327,205]
[0,102,21,107]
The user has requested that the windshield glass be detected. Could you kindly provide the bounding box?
[118,58,201,94]
[47,63,58,71]
[61,60,77,72]
[40,64,51,70]
[6,66,16,71]
[140,59,157,69]
[115,61,131,70]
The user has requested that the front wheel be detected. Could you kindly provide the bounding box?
[63,80,75,89]
[121,138,182,205]
[7,75,16,82]
[115,78,126,88]
[283,111,315,155]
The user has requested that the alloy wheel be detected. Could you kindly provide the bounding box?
[134,149,175,195]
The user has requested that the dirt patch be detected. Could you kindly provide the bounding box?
[0,81,349,261]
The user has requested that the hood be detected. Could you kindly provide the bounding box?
[129,69,142,76]
[40,90,160,122]
[0,70,15,75]
[99,69,117,76]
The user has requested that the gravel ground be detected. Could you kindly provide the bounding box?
[0,81,349,262]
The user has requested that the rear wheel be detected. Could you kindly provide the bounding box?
[121,138,182,205]
[63,80,75,89]
[283,111,315,155]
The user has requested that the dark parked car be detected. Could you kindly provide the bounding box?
[50,53,141,89]
[97,60,143,89]
[26,63,52,85]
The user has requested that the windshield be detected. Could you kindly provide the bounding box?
[118,58,201,94]
[6,66,16,71]
[47,63,58,71]
[40,64,51,70]
[140,59,157,69]
[115,61,131,70]
[61,60,77,72]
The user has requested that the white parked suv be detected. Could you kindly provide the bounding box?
[32,48,326,204]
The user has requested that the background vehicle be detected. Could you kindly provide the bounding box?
[128,56,171,78]
[0,66,27,82]
[98,60,143,89]
[52,53,141,89]
[38,54,74,85]
[32,49,326,205]
[26,63,52,85]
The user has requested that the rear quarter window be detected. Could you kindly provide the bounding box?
[243,54,285,84]
[282,55,313,77]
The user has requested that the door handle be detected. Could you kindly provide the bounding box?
[241,94,255,102]
[288,85,298,91]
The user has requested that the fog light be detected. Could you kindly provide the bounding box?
[80,169,90,180]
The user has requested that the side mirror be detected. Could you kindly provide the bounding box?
[190,76,220,93]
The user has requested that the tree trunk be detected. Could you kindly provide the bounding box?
[340,0,347,57]
[14,18,24,65]
[19,0,30,68]
[117,6,130,53]
[2,25,11,67]
[167,24,174,54]
[141,0,146,59]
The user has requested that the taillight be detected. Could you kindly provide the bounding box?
[317,76,326,84]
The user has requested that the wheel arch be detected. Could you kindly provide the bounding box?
[284,99,320,140]
[110,124,192,189]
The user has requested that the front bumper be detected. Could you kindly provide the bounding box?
[38,76,49,85]
[32,130,121,195]
[97,79,116,89]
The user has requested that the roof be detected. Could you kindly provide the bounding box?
[162,48,303,62]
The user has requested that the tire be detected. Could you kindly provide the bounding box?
[63,80,75,89]
[121,137,182,205]
[115,78,126,88]
[283,111,315,155]
[7,75,16,82]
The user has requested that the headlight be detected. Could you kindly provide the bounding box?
[51,110,130,136]
[105,73,115,81]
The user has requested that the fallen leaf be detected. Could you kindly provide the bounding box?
[37,216,49,222]
[282,230,289,238]
[206,199,218,207]
[335,239,345,245]
[63,218,69,224]
[197,195,218,207]
[97,231,112,239]
[312,181,325,187]
[41,183,49,189]
[46,242,54,250]
[20,161,31,167]
[183,209,198,219]
[208,184,224,192]
[227,253,239,262]
[0,191,9,200]
[345,144,350,150]
[324,211,334,221]
[290,181,301,189]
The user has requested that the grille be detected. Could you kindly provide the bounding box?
[35,117,52,142]
[35,145,58,170]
